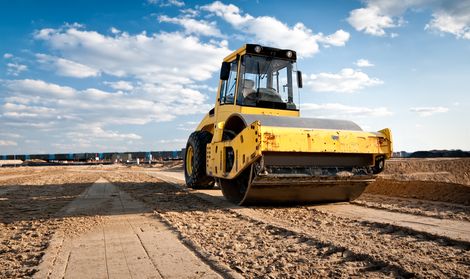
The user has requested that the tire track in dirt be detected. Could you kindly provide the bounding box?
[353,194,470,221]
[111,171,470,278]
[108,172,405,278]
[249,206,470,278]
[150,170,470,242]
[193,189,470,278]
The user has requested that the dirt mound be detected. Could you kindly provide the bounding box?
[0,160,23,166]
[366,179,470,205]
[382,158,470,185]
[366,158,470,205]
[162,160,183,171]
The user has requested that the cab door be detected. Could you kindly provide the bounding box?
[216,58,241,127]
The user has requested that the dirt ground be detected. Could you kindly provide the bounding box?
[382,158,470,186]
[0,168,102,278]
[0,159,469,278]
[365,158,470,205]
[106,171,469,278]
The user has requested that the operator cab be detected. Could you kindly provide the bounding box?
[219,44,302,111]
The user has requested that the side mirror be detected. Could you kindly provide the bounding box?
[220,62,230,80]
[297,71,303,88]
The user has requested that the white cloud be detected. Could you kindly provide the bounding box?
[0,140,18,146]
[426,9,470,39]
[159,15,224,37]
[148,0,184,7]
[36,53,100,78]
[0,132,22,138]
[347,6,398,36]
[157,138,186,144]
[303,68,383,93]
[302,103,392,118]
[317,29,351,47]
[410,106,449,116]
[154,138,188,150]
[103,80,134,91]
[3,53,13,59]
[3,103,56,118]
[167,0,184,7]
[6,63,28,76]
[1,79,211,146]
[355,59,374,67]
[181,8,199,17]
[187,83,217,93]
[4,78,76,98]
[0,24,230,152]
[110,27,120,34]
[34,26,230,84]
[201,1,350,57]
[348,0,470,39]
[52,142,91,151]
[177,121,199,131]
[67,125,141,140]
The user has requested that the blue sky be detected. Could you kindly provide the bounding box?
[1,0,469,154]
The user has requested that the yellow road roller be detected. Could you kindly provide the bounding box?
[184,44,392,205]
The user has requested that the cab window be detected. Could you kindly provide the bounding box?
[220,60,238,105]
[237,55,299,110]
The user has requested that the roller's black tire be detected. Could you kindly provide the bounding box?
[184,131,215,189]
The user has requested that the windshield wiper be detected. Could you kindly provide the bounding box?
[261,58,273,80]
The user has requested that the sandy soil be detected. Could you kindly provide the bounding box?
[366,158,470,205]
[354,193,470,221]
[1,159,470,278]
[105,171,470,278]
[0,169,101,278]
[382,158,470,185]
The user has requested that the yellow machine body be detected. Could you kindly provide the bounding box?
[185,44,393,205]
[206,122,392,179]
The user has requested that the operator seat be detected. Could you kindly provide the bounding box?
[242,79,256,97]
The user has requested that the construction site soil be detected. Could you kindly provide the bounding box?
[0,158,469,278]
[368,158,470,205]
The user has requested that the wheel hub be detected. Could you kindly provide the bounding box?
[185,146,194,175]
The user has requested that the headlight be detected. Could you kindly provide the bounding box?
[254,45,262,53]
[286,50,293,58]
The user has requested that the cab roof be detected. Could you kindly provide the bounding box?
[223,44,297,62]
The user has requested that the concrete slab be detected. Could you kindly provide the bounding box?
[36,178,221,279]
